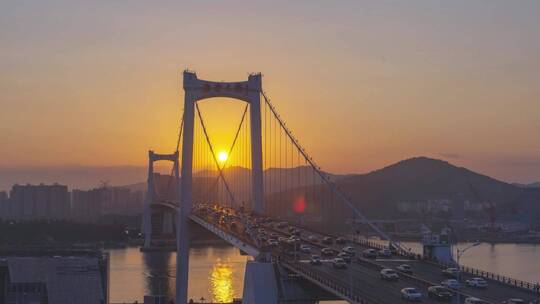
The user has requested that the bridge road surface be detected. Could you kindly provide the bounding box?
[193,205,540,303]
[269,223,540,303]
[193,208,453,304]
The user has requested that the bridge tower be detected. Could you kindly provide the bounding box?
[177,71,265,304]
[142,150,180,248]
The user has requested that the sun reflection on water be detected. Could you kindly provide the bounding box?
[210,259,234,303]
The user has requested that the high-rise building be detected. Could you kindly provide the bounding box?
[71,186,143,222]
[8,184,70,221]
[0,192,8,220]
[71,188,106,223]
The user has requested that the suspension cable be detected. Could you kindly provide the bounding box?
[261,91,407,252]
[203,104,249,204]
[195,102,238,206]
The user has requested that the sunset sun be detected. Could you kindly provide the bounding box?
[217,151,228,163]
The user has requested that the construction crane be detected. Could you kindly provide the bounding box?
[468,183,497,232]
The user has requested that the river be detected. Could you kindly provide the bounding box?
[107,242,540,303]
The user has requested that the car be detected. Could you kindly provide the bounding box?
[276,222,288,229]
[300,244,312,253]
[267,239,278,247]
[289,236,300,242]
[337,252,352,263]
[380,268,399,281]
[336,237,347,244]
[466,277,488,288]
[400,287,422,301]
[322,237,334,244]
[464,297,488,304]
[378,249,392,257]
[427,285,453,301]
[342,246,356,256]
[307,235,318,242]
[362,249,377,258]
[396,264,413,274]
[332,258,347,269]
[441,279,461,289]
[321,247,334,256]
[442,267,460,278]
[310,255,322,265]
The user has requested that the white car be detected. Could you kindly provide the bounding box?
[466,277,488,288]
[332,258,347,269]
[464,297,488,304]
[400,287,422,301]
[300,245,312,253]
[307,235,318,242]
[380,268,399,281]
[378,248,392,257]
[310,255,322,266]
[396,264,413,274]
[441,279,461,289]
[342,246,356,255]
[442,267,460,278]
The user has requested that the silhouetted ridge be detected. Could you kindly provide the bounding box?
[336,156,522,217]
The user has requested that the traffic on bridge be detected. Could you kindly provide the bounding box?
[192,203,540,304]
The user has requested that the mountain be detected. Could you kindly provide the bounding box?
[121,166,347,196]
[334,157,524,217]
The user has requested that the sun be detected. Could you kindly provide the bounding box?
[217,151,228,163]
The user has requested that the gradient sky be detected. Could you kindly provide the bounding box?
[1,1,539,183]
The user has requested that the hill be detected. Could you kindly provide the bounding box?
[335,157,524,217]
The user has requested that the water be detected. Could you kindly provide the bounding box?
[107,242,540,303]
[108,244,250,303]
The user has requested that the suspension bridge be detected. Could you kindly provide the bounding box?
[142,71,539,304]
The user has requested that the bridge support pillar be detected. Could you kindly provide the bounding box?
[248,74,264,215]
[242,261,279,304]
[143,151,179,249]
[242,260,332,304]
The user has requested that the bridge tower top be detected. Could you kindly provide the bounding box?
[182,70,262,103]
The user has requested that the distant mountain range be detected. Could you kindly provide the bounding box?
[334,157,525,217]
[0,158,536,213]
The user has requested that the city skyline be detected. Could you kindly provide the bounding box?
[2,1,540,183]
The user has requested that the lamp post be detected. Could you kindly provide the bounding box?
[455,241,480,304]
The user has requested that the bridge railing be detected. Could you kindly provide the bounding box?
[352,237,540,294]
[433,258,540,294]
[352,238,420,259]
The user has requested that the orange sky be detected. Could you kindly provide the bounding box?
[1,1,539,183]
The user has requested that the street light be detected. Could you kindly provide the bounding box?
[455,241,481,304]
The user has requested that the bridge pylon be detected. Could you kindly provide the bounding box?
[176,71,265,304]
[142,150,180,249]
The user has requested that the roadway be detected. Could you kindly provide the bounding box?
[276,225,539,303]
[192,205,540,304]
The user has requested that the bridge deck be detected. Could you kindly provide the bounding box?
[191,206,540,304]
